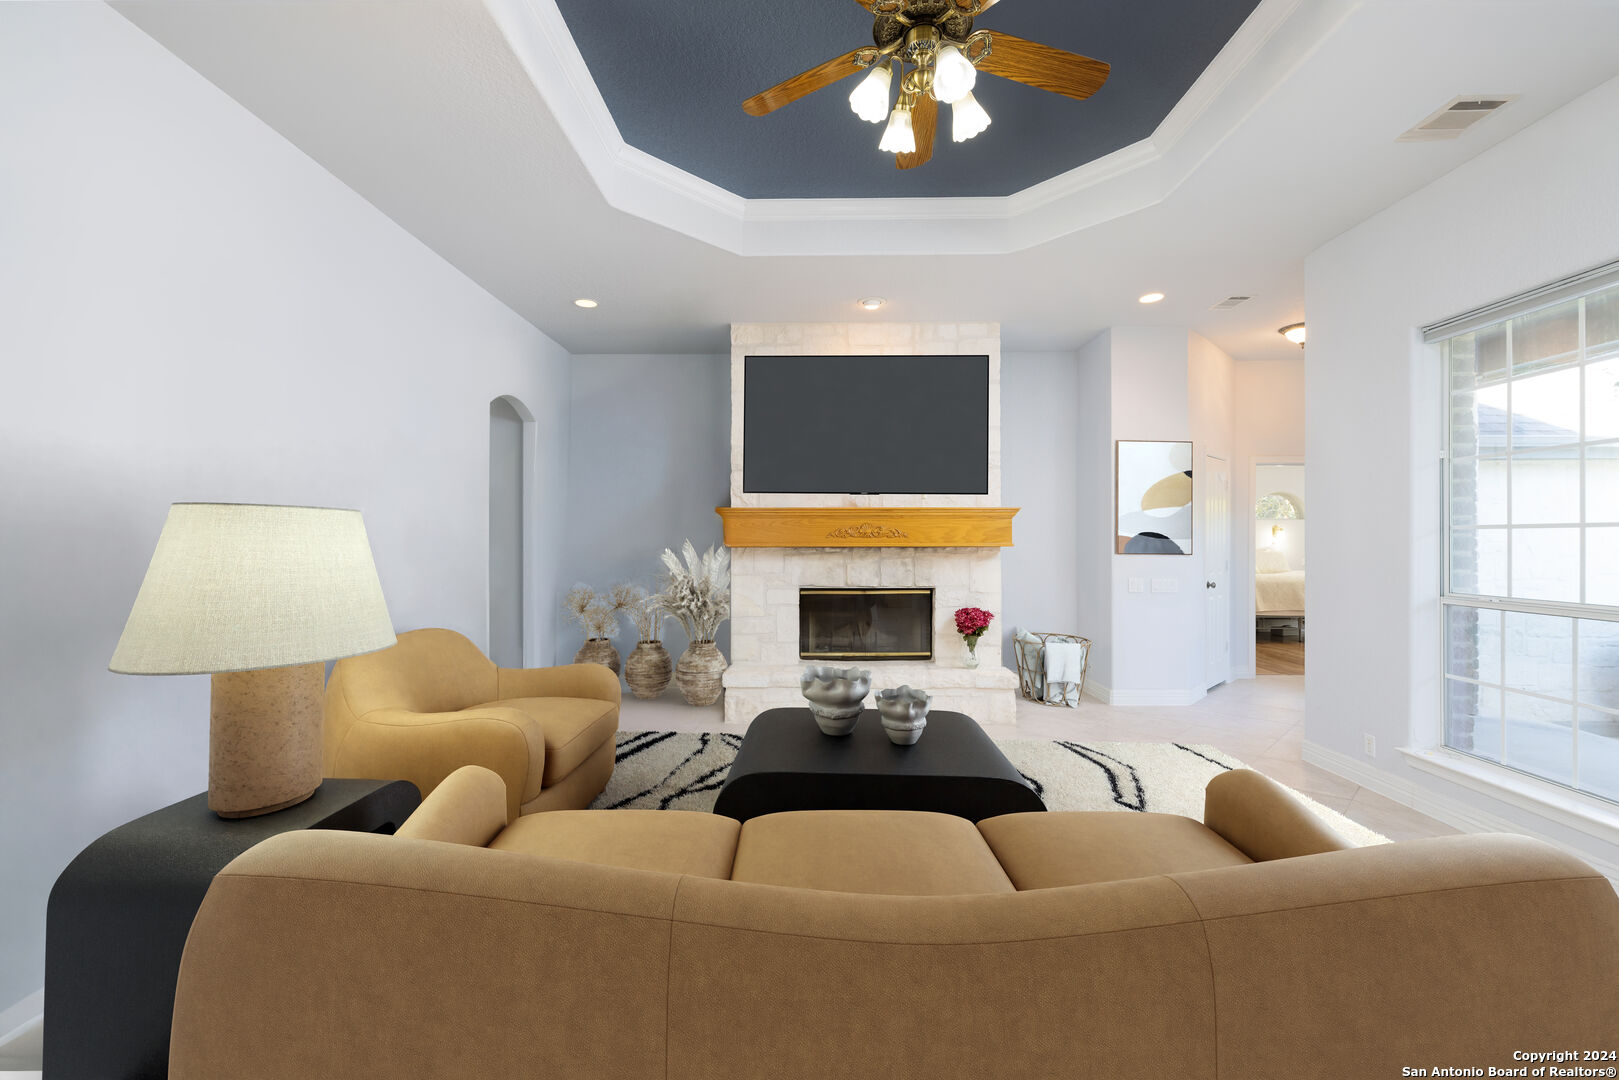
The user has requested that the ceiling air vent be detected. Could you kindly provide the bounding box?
[1210,296,1252,310]
[1398,95,1517,142]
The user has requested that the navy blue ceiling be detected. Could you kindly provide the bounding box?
[552,0,1263,199]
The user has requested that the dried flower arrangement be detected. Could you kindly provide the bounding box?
[562,583,631,641]
[654,541,730,644]
[619,583,667,643]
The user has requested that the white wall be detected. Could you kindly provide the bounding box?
[1000,353,1083,662]
[0,3,571,1016]
[562,354,730,665]
[1305,74,1619,871]
[1104,329,1236,703]
[1074,333,1115,689]
[1254,463,1306,570]
[1232,359,1306,674]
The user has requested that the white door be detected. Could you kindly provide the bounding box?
[1204,455,1231,689]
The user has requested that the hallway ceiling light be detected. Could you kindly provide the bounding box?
[859,296,886,310]
[1279,322,1306,347]
[573,298,598,308]
[1138,292,1165,304]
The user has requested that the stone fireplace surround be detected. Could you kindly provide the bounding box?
[721,322,1018,726]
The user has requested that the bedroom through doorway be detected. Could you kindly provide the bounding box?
[1254,462,1305,675]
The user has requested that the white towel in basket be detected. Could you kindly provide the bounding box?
[1044,640,1087,686]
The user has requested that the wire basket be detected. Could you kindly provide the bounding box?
[1013,631,1090,708]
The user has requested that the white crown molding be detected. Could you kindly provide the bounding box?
[483,0,1357,257]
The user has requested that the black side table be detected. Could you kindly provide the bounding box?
[43,778,420,1080]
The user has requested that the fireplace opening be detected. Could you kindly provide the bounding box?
[799,588,933,661]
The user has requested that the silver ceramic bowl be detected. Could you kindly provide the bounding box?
[874,685,931,745]
[801,664,871,736]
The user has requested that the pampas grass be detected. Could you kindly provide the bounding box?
[654,541,730,644]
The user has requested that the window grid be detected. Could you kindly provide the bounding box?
[1441,283,1619,806]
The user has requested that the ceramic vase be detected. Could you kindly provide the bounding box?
[675,640,726,706]
[875,685,932,745]
[624,641,673,699]
[574,637,622,675]
[800,664,871,736]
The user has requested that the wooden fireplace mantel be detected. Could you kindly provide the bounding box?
[716,507,1017,548]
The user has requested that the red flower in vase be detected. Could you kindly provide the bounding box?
[953,606,994,642]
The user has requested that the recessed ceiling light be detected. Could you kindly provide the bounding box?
[859,297,885,311]
[573,298,598,309]
[1138,292,1165,304]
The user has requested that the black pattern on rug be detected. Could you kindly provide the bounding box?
[1173,743,1236,771]
[1052,741,1148,811]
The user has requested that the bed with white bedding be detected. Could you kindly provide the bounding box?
[1254,548,1305,616]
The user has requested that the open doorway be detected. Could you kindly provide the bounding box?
[1253,462,1304,675]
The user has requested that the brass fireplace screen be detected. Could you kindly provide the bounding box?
[799,588,934,661]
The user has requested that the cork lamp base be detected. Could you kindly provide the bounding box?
[209,662,325,819]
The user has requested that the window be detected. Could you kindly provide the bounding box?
[1255,493,1302,519]
[1438,270,1619,804]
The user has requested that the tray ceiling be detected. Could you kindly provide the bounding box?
[553,0,1264,199]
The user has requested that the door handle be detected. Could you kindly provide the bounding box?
[1206,581,1217,589]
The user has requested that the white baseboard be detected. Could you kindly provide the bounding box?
[0,989,42,1053]
[1105,687,1207,707]
[1082,680,1111,705]
[1303,741,1619,886]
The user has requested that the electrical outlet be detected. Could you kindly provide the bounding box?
[1364,733,1376,757]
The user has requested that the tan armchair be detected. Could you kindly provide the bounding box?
[324,628,619,817]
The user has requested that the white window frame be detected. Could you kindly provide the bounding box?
[1427,259,1619,826]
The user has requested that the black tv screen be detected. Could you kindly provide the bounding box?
[743,354,989,494]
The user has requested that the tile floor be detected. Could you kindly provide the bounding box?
[623,671,1458,843]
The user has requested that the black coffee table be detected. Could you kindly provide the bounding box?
[712,707,1045,823]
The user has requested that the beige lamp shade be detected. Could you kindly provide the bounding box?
[110,503,397,675]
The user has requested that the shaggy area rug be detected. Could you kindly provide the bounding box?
[593,729,1387,846]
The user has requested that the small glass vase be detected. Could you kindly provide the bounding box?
[963,640,979,669]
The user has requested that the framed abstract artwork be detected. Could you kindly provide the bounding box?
[1115,440,1193,555]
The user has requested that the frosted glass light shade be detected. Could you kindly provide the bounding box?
[951,92,991,142]
[848,65,893,123]
[110,503,396,674]
[879,104,916,154]
[932,44,977,104]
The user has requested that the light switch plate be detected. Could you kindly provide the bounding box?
[1151,578,1178,593]
[1128,577,1145,593]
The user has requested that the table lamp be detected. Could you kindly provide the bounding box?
[110,503,397,818]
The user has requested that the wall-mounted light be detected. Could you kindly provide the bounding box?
[1278,323,1306,347]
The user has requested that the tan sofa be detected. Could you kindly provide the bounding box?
[323,628,619,817]
[170,766,1619,1079]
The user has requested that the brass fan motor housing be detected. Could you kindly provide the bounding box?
[873,1,975,52]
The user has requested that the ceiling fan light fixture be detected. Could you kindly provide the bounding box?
[932,44,977,104]
[950,92,991,143]
[879,102,916,154]
[848,65,893,124]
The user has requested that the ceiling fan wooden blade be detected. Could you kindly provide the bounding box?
[743,49,870,117]
[977,32,1110,101]
[896,94,937,170]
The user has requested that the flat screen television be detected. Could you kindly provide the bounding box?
[743,354,989,494]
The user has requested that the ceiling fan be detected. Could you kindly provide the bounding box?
[742,0,1110,171]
